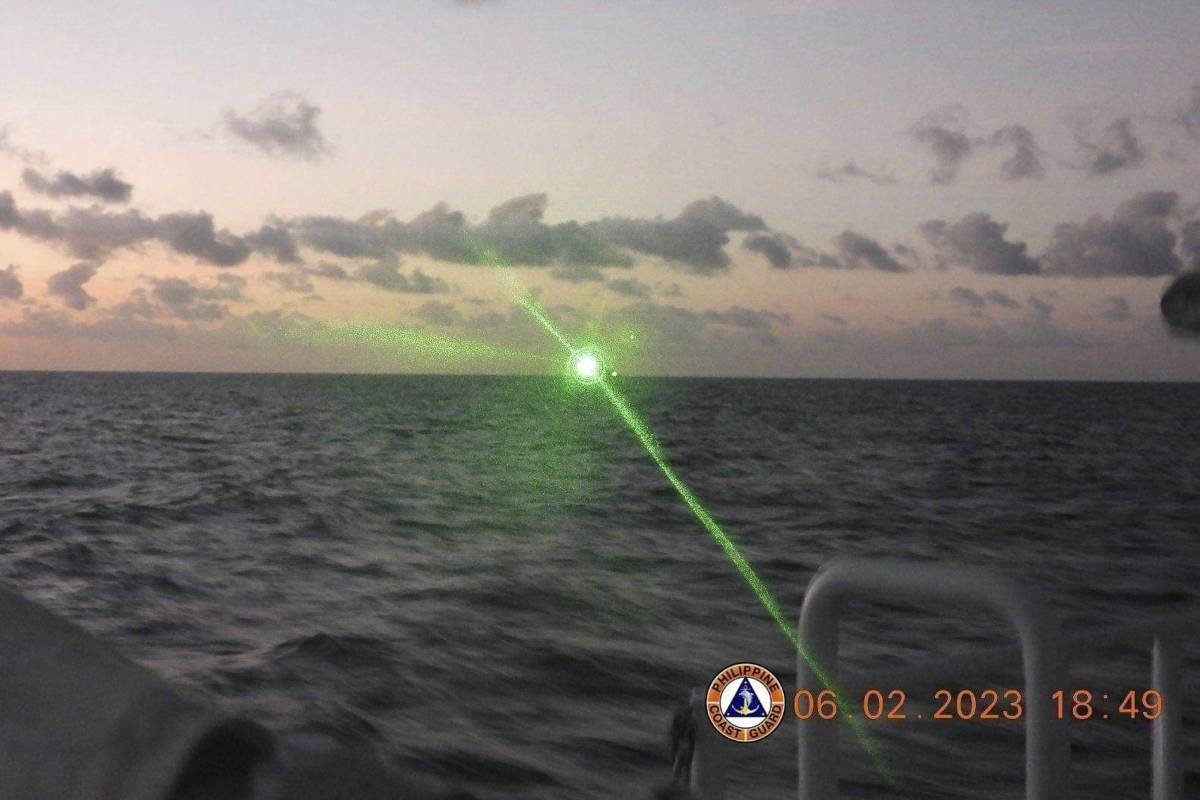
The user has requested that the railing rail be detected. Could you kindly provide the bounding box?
[687,559,1193,800]
[796,558,1071,800]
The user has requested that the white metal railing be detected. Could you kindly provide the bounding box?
[687,558,1193,800]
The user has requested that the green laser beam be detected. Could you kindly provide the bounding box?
[259,317,550,368]
[515,292,894,784]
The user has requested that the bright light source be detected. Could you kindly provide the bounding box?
[570,350,602,383]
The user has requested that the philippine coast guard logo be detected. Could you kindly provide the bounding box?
[707,662,785,742]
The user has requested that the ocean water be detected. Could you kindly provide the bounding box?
[0,372,1196,798]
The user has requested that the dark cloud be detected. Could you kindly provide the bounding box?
[819,313,847,326]
[703,306,790,344]
[834,231,907,272]
[1027,295,1055,318]
[1180,219,1200,268]
[677,196,766,231]
[222,91,331,160]
[1174,84,1200,140]
[245,224,301,263]
[0,265,22,301]
[591,201,755,275]
[354,259,449,293]
[5,190,780,279]
[148,276,244,320]
[414,300,464,327]
[813,161,898,186]
[791,242,843,269]
[47,262,99,310]
[1,306,180,342]
[909,105,974,185]
[52,206,156,260]
[987,125,1045,181]
[312,262,351,280]
[0,190,62,242]
[0,192,254,266]
[1098,296,1130,322]
[157,212,252,267]
[1073,117,1146,176]
[910,107,1046,183]
[21,167,132,203]
[984,290,1020,309]
[290,196,634,270]
[1040,191,1181,277]
[605,277,651,298]
[949,287,986,309]
[1161,271,1200,336]
[920,212,1039,275]
[287,214,382,259]
[743,231,794,268]
[263,271,315,294]
[548,264,605,283]
[109,288,157,319]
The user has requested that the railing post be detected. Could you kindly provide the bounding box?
[796,558,1070,800]
[796,579,841,800]
[1151,636,1182,800]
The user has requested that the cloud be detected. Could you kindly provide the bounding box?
[0,192,255,267]
[813,161,898,186]
[1174,84,1200,140]
[920,212,1039,275]
[222,91,331,160]
[50,206,157,260]
[748,231,908,272]
[987,125,1045,181]
[47,262,99,310]
[910,107,1047,184]
[0,190,62,243]
[354,259,449,293]
[0,126,47,165]
[1027,295,1055,317]
[833,230,907,272]
[312,262,351,280]
[414,300,464,327]
[743,231,795,268]
[148,278,225,321]
[21,167,132,203]
[819,313,847,326]
[1180,218,1200,268]
[949,286,986,309]
[245,224,301,263]
[909,105,974,184]
[148,276,235,320]
[287,194,774,276]
[1039,191,1182,277]
[263,271,316,294]
[703,306,789,344]
[1,306,162,341]
[609,301,790,349]
[157,212,252,266]
[984,290,1020,309]
[590,196,765,275]
[1161,271,1200,336]
[1097,296,1130,321]
[1072,117,1146,176]
[605,277,651,298]
[0,265,22,301]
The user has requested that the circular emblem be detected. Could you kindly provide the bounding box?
[706,662,786,742]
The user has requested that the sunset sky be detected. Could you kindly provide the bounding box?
[2,0,1199,379]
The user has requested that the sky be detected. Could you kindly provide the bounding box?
[1,0,1199,379]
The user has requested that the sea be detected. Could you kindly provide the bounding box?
[0,372,1196,798]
